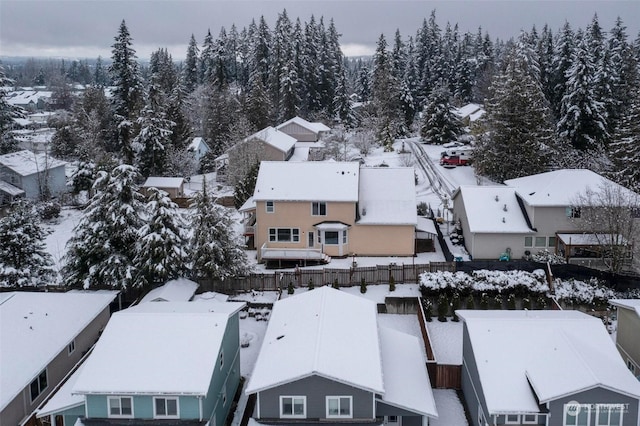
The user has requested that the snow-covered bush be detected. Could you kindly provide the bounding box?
[420,269,549,295]
[527,249,566,264]
[553,278,615,305]
[38,201,61,220]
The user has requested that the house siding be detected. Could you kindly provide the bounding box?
[460,324,490,426]
[375,401,424,426]
[256,375,375,421]
[548,388,639,426]
[278,122,318,142]
[349,225,415,257]
[1,307,110,426]
[616,308,640,375]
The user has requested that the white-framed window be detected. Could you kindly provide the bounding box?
[563,403,590,426]
[505,414,520,424]
[280,396,306,418]
[108,396,133,418]
[269,228,300,243]
[523,414,538,424]
[566,206,581,218]
[153,397,179,418]
[525,236,533,247]
[535,236,547,247]
[627,359,636,374]
[312,202,327,216]
[68,340,75,355]
[317,230,321,244]
[324,231,339,245]
[342,230,347,244]
[266,201,274,213]
[596,404,624,426]
[30,369,48,402]
[548,236,557,247]
[219,349,224,369]
[326,396,352,418]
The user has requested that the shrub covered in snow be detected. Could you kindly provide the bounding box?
[527,249,566,264]
[553,277,616,305]
[420,269,549,296]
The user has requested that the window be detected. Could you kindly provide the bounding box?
[566,206,581,218]
[326,396,352,418]
[312,202,327,216]
[269,228,300,242]
[30,369,48,402]
[548,236,557,247]
[280,396,306,418]
[266,201,274,213]
[628,359,636,374]
[108,396,133,418]
[219,350,224,369]
[154,397,178,418]
[535,236,547,247]
[596,404,623,426]
[324,231,339,245]
[525,237,533,247]
[342,230,347,244]
[564,403,590,426]
[68,340,75,355]
[387,416,398,423]
[505,414,520,424]
[523,414,538,424]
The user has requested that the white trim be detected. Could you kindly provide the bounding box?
[505,414,520,424]
[595,404,625,426]
[153,396,180,419]
[326,395,353,419]
[563,403,591,426]
[311,201,327,216]
[265,201,274,213]
[67,340,75,355]
[107,396,134,418]
[279,395,306,419]
[268,227,300,243]
[523,413,538,424]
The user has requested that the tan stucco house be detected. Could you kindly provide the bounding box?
[275,116,330,142]
[609,299,640,378]
[249,161,417,265]
[141,177,185,199]
[452,169,638,262]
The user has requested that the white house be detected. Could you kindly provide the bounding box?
[0,291,118,426]
[0,150,67,201]
[187,137,210,161]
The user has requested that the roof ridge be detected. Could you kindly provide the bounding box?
[311,288,328,374]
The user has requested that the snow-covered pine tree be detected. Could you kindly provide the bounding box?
[246,70,271,131]
[200,30,215,85]
[473,45,553,183]
[233,161,259,209]
[0,201,55,287]
[279,57,300,121]
[182,34,200,92]
[419,80,461,144]
[371,34,403,149]
[270,9,294,120]
[557,30,608,152]
[135,187,189,289]
[62,164,145,290]
[109,20,144,163]
[0,65,25,154]
[549,21,575,118]
[609,84,640,192]
[190,182,251,282]
[133,90,174,177]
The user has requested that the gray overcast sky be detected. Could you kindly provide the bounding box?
[1,0,639,60]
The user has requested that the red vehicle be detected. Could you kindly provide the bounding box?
[440,148,473,167]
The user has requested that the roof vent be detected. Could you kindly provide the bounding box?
[503,204,507,212]
[495,195,499,202]
[502,217,505,223]
[362,208,367,216]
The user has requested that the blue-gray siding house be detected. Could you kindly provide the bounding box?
[41,300,245,426]
[245,287,437,426]
[458,310,640,426]
[0,150,67,201]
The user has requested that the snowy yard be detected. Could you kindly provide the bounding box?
[426,318,464,365]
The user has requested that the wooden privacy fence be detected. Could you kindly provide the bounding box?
[199,262,456,293]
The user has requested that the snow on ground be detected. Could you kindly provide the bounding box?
[431,389,469,426]
[426,318,464,365]
[43,207,84,277]
[377,312,426,360]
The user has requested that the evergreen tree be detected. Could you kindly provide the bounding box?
[0,201,55,287]
[279,57,300,121]
[63,165,145,289]
[200,29,215,84]
[109,20,144,162]
[609,85,640,192]
[133,97,173,177]
[356,66,371,102]
[474,46,553,182]
[420,80,462,144]
[233,161,259,209]
[0,65,24,154]
[246,70,271,130]
[135,187,190,288]
[94,56,109,86]
[371,34,403,150]
[190,182,251,282]
[557,32,608,151]
[607,17,637,132]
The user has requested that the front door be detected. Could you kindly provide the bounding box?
[308,231,314,248]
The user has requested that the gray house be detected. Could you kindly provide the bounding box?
[0,291,118,426]
[245,286,437,426]
[0,150,67,202]
[457,310,640,426]
[609,299,640,378]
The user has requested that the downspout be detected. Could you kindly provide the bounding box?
[199,396,203,421]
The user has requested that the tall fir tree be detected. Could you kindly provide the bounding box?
[182,34,200,92]
[609,84,640,192]
[371,34,403,150]
[133,96,174,177]
[550,21,575,118]
[0,201,55,287]
[420,80,461,144]
[0,65,24,154]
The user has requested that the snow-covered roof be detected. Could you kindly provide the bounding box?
[239,196,256,212]
[378,326,438,418]
[0,150,66,176]
[6,90,53,105]
[609,299,640,317]
[453,103,484,119]
[453,186,534,234]
[557,233,628,246]
[245,286,385,395]
[37,361,87,417]
[244,126,297,153]
[358,167,417,225]
[188,137,209,151]
[139,278,199,303]
[72,302,239,395]
[0,180,25,196]
[253,161,360,202]
[457,310,640,414]
[125,300,245,316]
[469,109,485,122]
[141,176,184,189]
[416,217,438,234]
[276,116,331,134]
[0,291,118,412]
[505,169,638,207]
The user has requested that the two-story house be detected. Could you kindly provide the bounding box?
[458,310,640,426]
[246,286,438,426]
[452,169,638,262]
[275,116,330,142]
[249,161,417,265]
[609,299,640,378]
[64,300,245,426]
[0,150,67,202]
[0,291,118,426]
